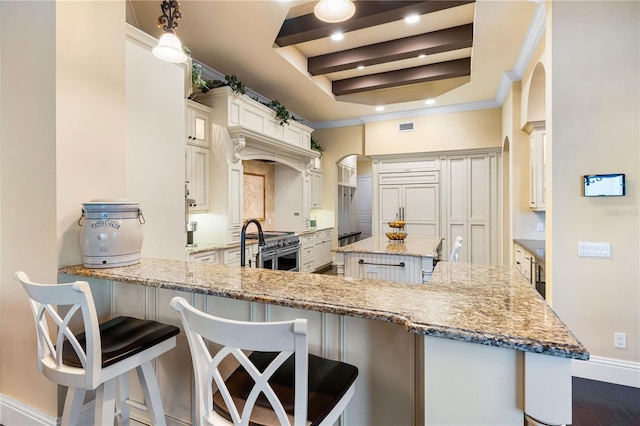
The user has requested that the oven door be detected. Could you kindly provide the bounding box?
[276,245,299,272]
[258,250,277,270]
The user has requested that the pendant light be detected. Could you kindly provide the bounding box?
[152,0,188,63]
[314,0,356,23]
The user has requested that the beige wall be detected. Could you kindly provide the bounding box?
[1,1,59,413]
[311,126,364,233]
[551,1,639,365]
[364,108,502,156]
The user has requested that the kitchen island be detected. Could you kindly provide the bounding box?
[59,259,587,426]
[332,235,444,282]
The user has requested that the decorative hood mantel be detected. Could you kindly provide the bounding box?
[197,87,319,172]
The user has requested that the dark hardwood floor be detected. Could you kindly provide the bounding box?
[572,377,640,425]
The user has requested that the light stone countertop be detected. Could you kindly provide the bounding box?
[332,235,443,258]
[59,258,588,360]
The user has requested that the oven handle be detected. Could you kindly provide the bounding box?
[278,245,300,255]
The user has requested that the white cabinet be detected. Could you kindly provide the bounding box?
[314,228,334,270]
[223,244,252,267]
[442,153,498,264]
[526,122,546,211]
[300,234,315,273]
[310,171,322,208]
[274,167,310,232]
[186,145,209,211]
[190,250,219,264]
[378,177,440,238]
[185,100,211,148]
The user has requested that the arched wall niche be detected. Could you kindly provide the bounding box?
[526,62,547,123]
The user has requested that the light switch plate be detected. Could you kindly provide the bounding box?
[578,242,611,257]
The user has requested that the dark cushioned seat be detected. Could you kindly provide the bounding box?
[63,316,180,368]
[213,351,359,426]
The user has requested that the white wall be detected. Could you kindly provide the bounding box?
[551,1,639,379]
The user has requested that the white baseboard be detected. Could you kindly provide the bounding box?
[0,394,57,426]
[572,355,640,388]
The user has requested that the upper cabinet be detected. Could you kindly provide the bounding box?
[185,100,212,212]
[185,100,211,148]
[310,157,322,209]
[525,121,546,212]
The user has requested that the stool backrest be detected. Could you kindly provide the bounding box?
[170,296,308,426]
[14,271,101,390]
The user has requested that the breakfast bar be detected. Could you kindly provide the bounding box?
[59,259,587,426]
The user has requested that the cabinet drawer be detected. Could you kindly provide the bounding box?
[378,159,439,173]
[300,234,315,247]
[379,171,439,185]
[228,228,241,244]
[315,229,333,243]
[301,246,314,261]
[224,247,251,265]
[301,260,315,273]
[191,251,218,264]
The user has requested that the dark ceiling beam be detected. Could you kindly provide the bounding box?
[332,57,471,96]
[308,24,473,76]
[275,0,475,47]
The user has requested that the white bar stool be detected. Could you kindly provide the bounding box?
[15,271,179,426]
[170,296,358,426]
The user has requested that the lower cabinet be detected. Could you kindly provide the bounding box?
[190,250,218,264]
[314,228,333,270]
[300,234,315,273]
[514,242,546,299]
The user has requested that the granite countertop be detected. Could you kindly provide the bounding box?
[514,239,545,264]
[59,258,588,360]
[332,235,443,258]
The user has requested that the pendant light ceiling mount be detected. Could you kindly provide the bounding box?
[314,0,356,23]
[152,0,188,64]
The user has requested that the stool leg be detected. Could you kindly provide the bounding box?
[95,379,117,426]
[118,372,131,426]
[136,361,167,426]
[62,387,86,425]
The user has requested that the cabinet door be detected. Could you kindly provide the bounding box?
[228,164,243,236]
[311,171,322,208]
[380,185,402,230]
[403,184,439,237]
[302,174,311,230]
[186,102,210,148]
[187,145,209,211]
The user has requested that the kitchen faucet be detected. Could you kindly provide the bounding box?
[240,218,265,267]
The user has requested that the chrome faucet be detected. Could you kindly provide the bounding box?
[240,218,265,267]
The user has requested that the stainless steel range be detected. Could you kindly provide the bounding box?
[244,231,300,272]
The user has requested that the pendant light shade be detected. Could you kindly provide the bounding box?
[153,32,188,63]
[314,0,356,23]
[153,0,188,64]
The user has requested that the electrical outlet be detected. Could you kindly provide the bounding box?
[537,223,544,232]
[614,332,627,349]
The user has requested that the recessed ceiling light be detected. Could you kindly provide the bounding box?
[357,65,365,70]
[425,99,436,105]
[314,0,356,23]
[404,14,420,24]
[375,106,385,112]
[418,54,426,59]
[331,32,344,41]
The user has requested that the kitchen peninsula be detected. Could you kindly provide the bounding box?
[333,236,443,283]
[60,259,587,426]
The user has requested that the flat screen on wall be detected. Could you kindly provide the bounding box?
[583,174,626,197]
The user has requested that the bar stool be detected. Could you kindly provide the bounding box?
[170,296,358,426]
[15,271,180,425]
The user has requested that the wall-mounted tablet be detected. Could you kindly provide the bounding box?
[583,174,625,197]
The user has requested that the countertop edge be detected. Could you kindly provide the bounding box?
[58,259,588,360]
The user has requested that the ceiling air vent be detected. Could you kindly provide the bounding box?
[398,121,415,132]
